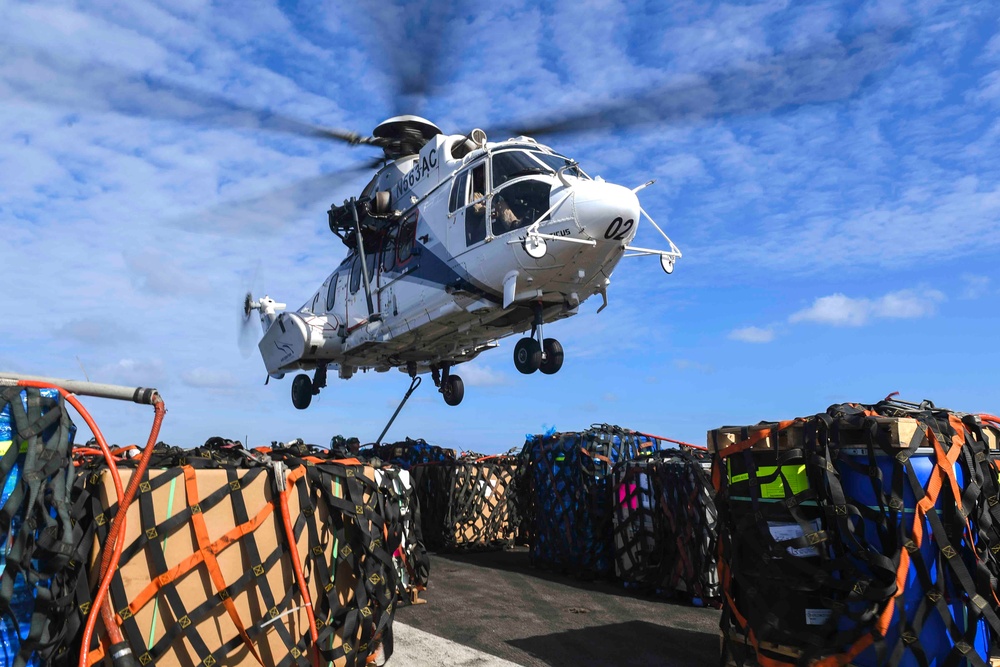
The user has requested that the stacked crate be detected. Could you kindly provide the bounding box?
[73,440,405,667]
[522,425,656,578]
[712,400,1000,667]
[611,447,720,605]
[410,452,520,551]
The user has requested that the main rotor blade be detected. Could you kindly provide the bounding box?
[3,46,373,145]
[352,0,460,116]
[172,156,384,236]
[491,26,910,140]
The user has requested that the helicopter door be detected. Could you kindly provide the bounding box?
[448,162,487,250]
[345,252,371,330]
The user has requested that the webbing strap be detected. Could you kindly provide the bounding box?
[412,456,518,552]
[82,464,315,667]
[524,426,654,577]
[717,401,1000,667]
[0,387,78,667]
[612,449,719,601]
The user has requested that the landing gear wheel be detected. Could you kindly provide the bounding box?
[513,337,542,374]
[441,375,464,406]
[539,338,564,375]
[291,374,313,410]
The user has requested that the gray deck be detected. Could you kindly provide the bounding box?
[394,547,723,667]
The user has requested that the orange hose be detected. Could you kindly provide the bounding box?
[36,382,165,667]
[276,474,321,666]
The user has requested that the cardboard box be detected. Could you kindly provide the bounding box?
[708,417,924,454]
[85,464,385,667]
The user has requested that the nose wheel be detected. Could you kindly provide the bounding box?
[539,338,564,375]
[514,338,542,374]
[513,302,564,375]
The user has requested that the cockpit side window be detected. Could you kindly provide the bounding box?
[492,150,548,188]
[449,170,469,213]
[465,163,487,246]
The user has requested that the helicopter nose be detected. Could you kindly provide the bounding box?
[570,180,641,243]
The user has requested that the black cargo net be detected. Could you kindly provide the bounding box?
[371,438,457,470]
[611,447,719,604]
[521,425,656,578]
[411,452,521,552]
[0,387,78,666]
[713,399,1000,667]
[70,439,403,667]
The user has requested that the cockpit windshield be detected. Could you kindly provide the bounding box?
[492,150,550,187]
[491,149,589,188]
[530,151,587,178]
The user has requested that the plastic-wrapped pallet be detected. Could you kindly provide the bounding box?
[712,398,1000,667]
[72,440,403,667]
[410,452,520,551]
[522,425,658,578]
[611,447,719,605]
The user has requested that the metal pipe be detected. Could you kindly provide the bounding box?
[0,372,160,405]
[348,197,377,319]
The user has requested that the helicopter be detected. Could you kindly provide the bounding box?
[244,114,682,409]
[5,5,904,416]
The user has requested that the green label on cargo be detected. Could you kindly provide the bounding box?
[728,463,809,499]
[0,440,26,456]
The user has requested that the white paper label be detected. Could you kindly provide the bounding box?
[767,520,821,558]
[805,608,833,625]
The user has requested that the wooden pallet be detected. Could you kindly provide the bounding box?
[722,630,1000,667]
[708,417,923,454]
[709,415,1000,456]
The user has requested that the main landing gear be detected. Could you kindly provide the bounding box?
[513,302,564,375]
[291,365,328,410]
[431,363,464,406]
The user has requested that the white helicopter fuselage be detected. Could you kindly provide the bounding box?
[254,129,679,400]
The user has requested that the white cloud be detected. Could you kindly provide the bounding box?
[789,288,945,327]
[94,358,167,388]
[960,274,991,300]
[674,359,714,373]
[728,326,775,343]
[454,363,509,387]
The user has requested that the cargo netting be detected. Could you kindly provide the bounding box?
[0,387,79,666]
[712,399,1000,667]
[611,447,720,605]
[71,438,409,667]
[411,451,521,552]
[521,425,660,578]
[369,438,456,470]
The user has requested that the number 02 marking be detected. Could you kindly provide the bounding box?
[604,217,634,241]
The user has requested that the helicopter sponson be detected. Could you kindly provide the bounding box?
[247,117,681,409]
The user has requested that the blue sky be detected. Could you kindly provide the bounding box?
[1,0,998,453]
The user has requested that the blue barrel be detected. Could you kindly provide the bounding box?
[835,447,989,666]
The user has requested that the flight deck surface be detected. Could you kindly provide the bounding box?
[394,547,722,667]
